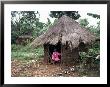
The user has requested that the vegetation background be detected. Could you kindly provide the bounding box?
[11,11,100,77]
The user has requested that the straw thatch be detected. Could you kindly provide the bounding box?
[31,15,97,48]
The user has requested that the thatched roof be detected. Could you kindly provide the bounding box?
[30,15,97,48]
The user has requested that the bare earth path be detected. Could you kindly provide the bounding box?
[11,58,79,77]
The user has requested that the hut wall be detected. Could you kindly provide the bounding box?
[61,45,80,65]
[44,44,50,63]
[43,44,80,64]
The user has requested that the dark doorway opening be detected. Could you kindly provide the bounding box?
[49,41,61,62]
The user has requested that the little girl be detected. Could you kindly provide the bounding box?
[52,49,61,62]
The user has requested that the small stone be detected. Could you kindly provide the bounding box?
[70,68,75,72]
[64,71,69,74]
[57,73,63,76]
[31,60,35,62]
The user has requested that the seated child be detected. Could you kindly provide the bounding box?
[52,49,61,62]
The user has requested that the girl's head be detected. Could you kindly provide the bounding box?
[54,49,57,52]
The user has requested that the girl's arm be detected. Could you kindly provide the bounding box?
[58,52,61,55]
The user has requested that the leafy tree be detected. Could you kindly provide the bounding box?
[37,18,53,36]
[49,11,81,20]
[11,21,20,43]
[79,13,100,36]
[87,13,100,19]
[18,11,37,35]
[96,21,100,35]
[11,11,45,44]
[79,18,89,27]
[86,13,100,36]
[32,19,45,37]
[79,13,100,68]
[87,22,100,37]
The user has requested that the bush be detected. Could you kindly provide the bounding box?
[79,41,100,64]
[11,44,44,60]
[11,44,23,51]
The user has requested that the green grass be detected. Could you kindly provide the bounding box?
[11,44,44,60]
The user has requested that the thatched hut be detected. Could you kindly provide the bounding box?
[31,15,97,64]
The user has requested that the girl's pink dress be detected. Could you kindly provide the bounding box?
[52,52,61,61]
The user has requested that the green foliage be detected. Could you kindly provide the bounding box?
[11,44,44,60]
[79,52,87,60]
[87,21,100,37]
[87,13,100,19]
[49,11,81,20]
[79,41,100,64]
[79,41,100,76]
[11,44,23,51]
[79,18,89,28]
[11,11,47,44]
[79,14,100,37]
[79,14,100,66]
[35,18,52,36]
[11,21,20,43]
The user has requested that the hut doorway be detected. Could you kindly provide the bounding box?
[49,42,61,61]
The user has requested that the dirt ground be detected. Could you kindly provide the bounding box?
[11,58,100,77]
[11,58,80,77]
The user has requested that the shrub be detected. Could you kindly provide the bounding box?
[11,44,44,60]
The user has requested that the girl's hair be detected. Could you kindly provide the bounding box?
[54,49,57,51]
